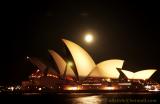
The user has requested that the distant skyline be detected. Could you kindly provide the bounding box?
[1,1,160,82]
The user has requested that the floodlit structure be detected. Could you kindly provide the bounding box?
[27,57,48,72]
[62,39,96,80]
[49,50,75,78]
[89,59,124,78]
[121,69,157,80]
[22,38,159,92]
[27,39,157,81]
[27,56,57,75]
[46,39,156,81]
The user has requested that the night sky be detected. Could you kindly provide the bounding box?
[1,1,160,84]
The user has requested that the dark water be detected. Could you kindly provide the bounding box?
[56,92,159,104]
[1,92,159,104]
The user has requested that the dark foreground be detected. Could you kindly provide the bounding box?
[0,92,159,104]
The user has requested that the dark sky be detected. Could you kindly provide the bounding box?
[1,1,160,83]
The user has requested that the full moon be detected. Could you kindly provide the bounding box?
[84,34,93,43]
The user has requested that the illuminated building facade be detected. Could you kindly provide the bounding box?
[21,39,159,92]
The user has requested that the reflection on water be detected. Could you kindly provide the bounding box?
[70,95,102,104]
[64,92,159,104]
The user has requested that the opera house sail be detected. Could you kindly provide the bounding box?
[62,39,96,80]
[89,59,124,78]
[121,69,157,80]
[49,50,75,79]
[26,56,57,75]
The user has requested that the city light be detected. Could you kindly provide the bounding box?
[64,86,81,91]
[82,83,102,85]
[148,88,160,92]
[144,85,151,89]
[66,86,78,90]
[38,88,42,91]
[103,86,115,90]
[26,56,30,59]
[8,86,14,91]
[106,78,111,82]
[118,83,132,86]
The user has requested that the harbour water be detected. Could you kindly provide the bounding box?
[1,92,159,104]
[56,92,159,104]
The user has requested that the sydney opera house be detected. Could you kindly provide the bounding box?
[21,39,160,92]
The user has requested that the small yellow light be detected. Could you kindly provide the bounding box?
[38,88,42,91]
[103,86,115,90]
[68,61,73,66]
[66,86,78,90]
[106,78,111,82]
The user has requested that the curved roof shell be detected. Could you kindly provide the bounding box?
[89,59,124,79]
[62,39,96,79]
[121,69,157,80]
[49,50,75,77]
